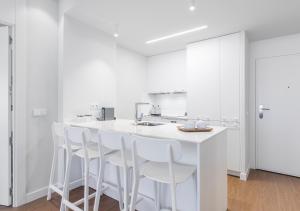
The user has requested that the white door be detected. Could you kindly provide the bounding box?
[0,26,12,206]
[256,54,300,177]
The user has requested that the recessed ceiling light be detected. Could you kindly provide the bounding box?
[113,24,119,38]
[189,0,196,11]
[189,5,196,11]
[146,25,208,44]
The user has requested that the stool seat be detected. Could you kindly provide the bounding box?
[75,145,113,160]
[62,144,82,151]
[129,135,197,211]
[106,150,133,167]
[140,161,196,184]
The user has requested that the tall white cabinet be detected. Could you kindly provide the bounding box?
[147,50,186,94]
[186,38,220,121]
[187,32,247,177]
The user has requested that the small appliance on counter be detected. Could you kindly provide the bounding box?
[150,105,161,116]
[97,107,115,121]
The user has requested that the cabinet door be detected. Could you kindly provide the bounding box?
[220,33,240,122]
[186,38,220,120]
[227,129,241,172]
[147,50,186,93]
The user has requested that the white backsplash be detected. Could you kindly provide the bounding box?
[148,93,187,117]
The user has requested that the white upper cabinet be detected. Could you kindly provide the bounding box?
[147,50,186,93]
[186,38,221,121]
[220,33,241,122]
[187,33,243,122]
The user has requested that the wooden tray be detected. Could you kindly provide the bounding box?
[177,126,213,132]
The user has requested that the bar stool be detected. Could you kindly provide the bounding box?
[61,126,112,211]
[129,135,196,211]
[93,131,133,211]
[47,122,82,201]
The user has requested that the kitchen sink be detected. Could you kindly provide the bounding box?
[135,122,164,126]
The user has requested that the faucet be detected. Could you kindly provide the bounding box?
[135,102,150,123]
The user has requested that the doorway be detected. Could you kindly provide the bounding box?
[0,25,13,206]
[256,53,300,177]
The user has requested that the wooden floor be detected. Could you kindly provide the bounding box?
[1,170,300,211]
[228,170,300,211]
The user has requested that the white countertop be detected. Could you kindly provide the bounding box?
[66,119,227,144]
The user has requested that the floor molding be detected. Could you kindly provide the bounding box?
[25,178,83,204]
[227,170,241,177]
[240,168,251,181]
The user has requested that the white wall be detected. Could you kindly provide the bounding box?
[14,0,27,206]
[249,33,300,168]
[0,0,15,25]
[146,50,187,116]
[63,15,116,119]
[149,93,187,116]
[25,0,58,196]
[116,47,148,119]
[61,17,148,184]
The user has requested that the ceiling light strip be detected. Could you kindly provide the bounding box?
[146,25,208,44]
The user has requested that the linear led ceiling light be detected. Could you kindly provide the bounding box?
[145,25,208,44]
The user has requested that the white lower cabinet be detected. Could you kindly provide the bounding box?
[227,129,241,173]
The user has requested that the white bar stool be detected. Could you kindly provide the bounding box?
[93,131,133,211]
[61,126,112,211]
[47,122,82,201]
[129,136,196,211]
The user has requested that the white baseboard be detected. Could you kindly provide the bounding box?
[25,178,83,204]
[240,168,250,181]
[227,170,241,177]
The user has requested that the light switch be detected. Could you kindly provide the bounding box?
[32,108,48,117]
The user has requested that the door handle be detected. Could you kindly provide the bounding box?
[259,105,271,119]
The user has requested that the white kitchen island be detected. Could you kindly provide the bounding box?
[67,119,227,211]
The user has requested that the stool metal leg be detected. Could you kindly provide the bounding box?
[123,167,129,211]
[116,166,124,210]
[47,145,58,200]
[129,171,139,211]
[154,181,160,211]
[84,159,90,211]
[81,159,85,186]
[60,151,72,211]
[170,182,177,211]
[93,158,105,211]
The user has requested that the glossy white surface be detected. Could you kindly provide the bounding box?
[67,119,226,144]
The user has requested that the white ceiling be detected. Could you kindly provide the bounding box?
[67,0,300,56]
